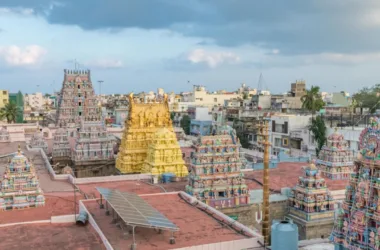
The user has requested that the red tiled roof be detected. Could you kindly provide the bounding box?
[0,223,105,250]
[245,162,348,192]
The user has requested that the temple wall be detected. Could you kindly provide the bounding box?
[220,200,288,230]
[74,161,116,178]
[287,215,334,240]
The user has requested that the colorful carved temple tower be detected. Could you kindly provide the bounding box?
[316,128,354,180]
[116,93,187,177]
[185,125,249,209]
[0,146,45,210]
[332,117,380,249]
[29,130,48,153]
[52,128,71,166]
[287,163,335,240]
[56,69,98,128]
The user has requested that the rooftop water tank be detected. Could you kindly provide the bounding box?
[271,219,298,250]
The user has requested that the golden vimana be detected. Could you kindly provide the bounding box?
[116,93,188,177]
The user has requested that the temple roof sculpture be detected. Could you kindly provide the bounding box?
[288,163,335,222]
[331,117,380,249]
[316,128,354,180]
[116,93,187,177]
[0,145,45,211]
[29,130,48,153]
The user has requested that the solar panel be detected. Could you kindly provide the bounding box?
[96,187,179,231]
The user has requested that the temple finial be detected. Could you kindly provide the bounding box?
[17,144,21,154]
[334,127,338,132]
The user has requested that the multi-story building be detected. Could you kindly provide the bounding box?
[271,114,312,155]
[189,107,213,136]
[0,90,9,108]
[24,92,44,110]
[290,80,306,97]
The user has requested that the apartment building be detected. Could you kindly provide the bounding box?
[0,90,9,108]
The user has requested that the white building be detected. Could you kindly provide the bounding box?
[24,92,45,109]
[270,114,313,155]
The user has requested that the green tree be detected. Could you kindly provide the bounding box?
[301,86,325,114]
[243,92,249,100]
[309,116,327,157]
[353,84,380,113]
[0,102,21,123]
[170,112,175,120]
[180,115,191,135]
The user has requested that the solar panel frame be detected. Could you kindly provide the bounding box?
[96,187,179,231]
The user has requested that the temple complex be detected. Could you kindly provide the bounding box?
[55,69,98,128]
[0,146,45,210]
[316,128,354,180]
[29,130,48,153]
[71,119,115,178]
[332,117,380,250]
[116,93,187,177]
[0,127,10,143]
[52,128,71,167]
[185,125,250,209]
[287,163,335,240]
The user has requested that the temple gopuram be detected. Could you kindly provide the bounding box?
[29,130,48,153]
[185,125,249,209]
[0,127,10,143]
[55,69,98,128]
[116,93,188,177]
[145,128,188,177]
[316,128,354,180]
[287,163,335,240]
[332,117,380,250]
[0,146,45,210]
[71,119,115,178]
[52,128,71,167]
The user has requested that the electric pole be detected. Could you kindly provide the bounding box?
[98,80,104,96]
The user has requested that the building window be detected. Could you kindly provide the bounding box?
[275,138,281,147]
[79,102,82,106]
[78,85,80,89]
[79,112,82,116]
[78,94,81,97]
[214,98,217,102]
[283,138,289,146]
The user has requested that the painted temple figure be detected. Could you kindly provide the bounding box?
[52,128,72,167]
[116,93,188,177]
[332,117,380,249]
[29,130,48,153]
[287,163,335,240]
[316,128,354,180]
[0,146,45,210]
[185,125,250,209]
[0,126,10,143]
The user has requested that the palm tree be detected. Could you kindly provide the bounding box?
[301,85,325,115]
[0,102,21,123]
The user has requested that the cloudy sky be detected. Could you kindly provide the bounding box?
[1,1,380,95]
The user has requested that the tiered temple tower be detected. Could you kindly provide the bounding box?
[287,163,335,240]
[185,125,249,209]
[71,119,115,178]
[144,128,188,177]
[52,128,71,166]
[316,128,354,180]
[0,146,45,210]
[332,117,380,249]
[29,130,48,153]
[0,127,10,143]
[56,69,98,128]
[116,93,187,177]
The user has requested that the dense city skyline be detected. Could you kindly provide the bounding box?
[1,1,380,94]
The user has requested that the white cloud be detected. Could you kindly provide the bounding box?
[88,59,124,69]
[0,7,34,16]
[187,49,240,68]
[272,49,280,55]
[0,45,46,66]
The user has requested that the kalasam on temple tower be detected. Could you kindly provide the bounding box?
[116,93,188,177]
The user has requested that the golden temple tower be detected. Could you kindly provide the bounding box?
[116,93,188,177]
